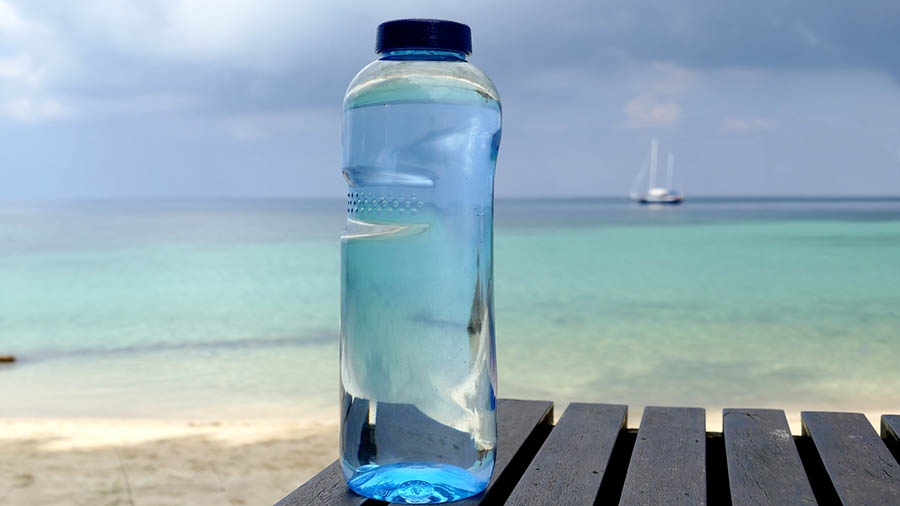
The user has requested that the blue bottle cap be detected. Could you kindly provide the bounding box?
[376,19,472,55]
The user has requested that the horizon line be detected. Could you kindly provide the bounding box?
[3,194,900,204]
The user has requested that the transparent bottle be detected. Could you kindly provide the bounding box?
[339,19,501,504]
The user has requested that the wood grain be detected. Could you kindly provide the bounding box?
[723,408,816,505]
[618,406,706,506]
[802,411,900,505]
[504,403,627,506]
[274,460,370,506]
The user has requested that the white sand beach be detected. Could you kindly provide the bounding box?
[0,418,338,506]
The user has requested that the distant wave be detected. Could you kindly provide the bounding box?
[9,334,337,365]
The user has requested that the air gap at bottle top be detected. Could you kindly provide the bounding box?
[339,19,501,504]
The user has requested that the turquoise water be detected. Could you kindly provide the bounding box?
[1,198,899,424]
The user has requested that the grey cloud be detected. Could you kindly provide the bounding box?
[484,1,900,77]
[2,0,900,199]
[12,0,900,122]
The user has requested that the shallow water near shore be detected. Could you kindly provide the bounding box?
[1,197,899,430]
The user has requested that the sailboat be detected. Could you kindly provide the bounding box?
[629,139,684,205]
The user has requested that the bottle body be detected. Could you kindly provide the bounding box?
[340,50,501,503]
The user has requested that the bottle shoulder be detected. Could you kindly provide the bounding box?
[344,59,501,110]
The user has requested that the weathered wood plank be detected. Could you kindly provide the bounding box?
[276,398,553,506]
[801,412,900,505]
[618,406,706,506]
[504,403,628,506]
[274,460,368,506]
[883,415,900,463]
[723,408,816,505]
[397,398,554,506]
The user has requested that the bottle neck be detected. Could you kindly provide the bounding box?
[379,49,467,62]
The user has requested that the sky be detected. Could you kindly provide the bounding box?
[1,0,900,199]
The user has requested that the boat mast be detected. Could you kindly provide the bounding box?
[666,153,674,189]
[649,139,658,190]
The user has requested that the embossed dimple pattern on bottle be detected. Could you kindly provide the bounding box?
[348,192,424,216]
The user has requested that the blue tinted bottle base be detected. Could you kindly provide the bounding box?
[344,462,489,504]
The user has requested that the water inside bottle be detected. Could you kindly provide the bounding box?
[340,99,501,503]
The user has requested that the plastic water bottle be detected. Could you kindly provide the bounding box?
[339,19,501,504]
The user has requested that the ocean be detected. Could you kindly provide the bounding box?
[2,198,899,426]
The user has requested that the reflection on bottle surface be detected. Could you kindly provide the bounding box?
[340,100,500,503]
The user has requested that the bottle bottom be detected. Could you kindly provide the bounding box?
[344,461,489,504]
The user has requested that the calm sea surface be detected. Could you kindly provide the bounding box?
[2,198,899,423]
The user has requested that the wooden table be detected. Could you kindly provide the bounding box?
[277,399,900,505]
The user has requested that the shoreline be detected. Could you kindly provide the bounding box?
[1,404,894,504]
[3,401,892,436]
